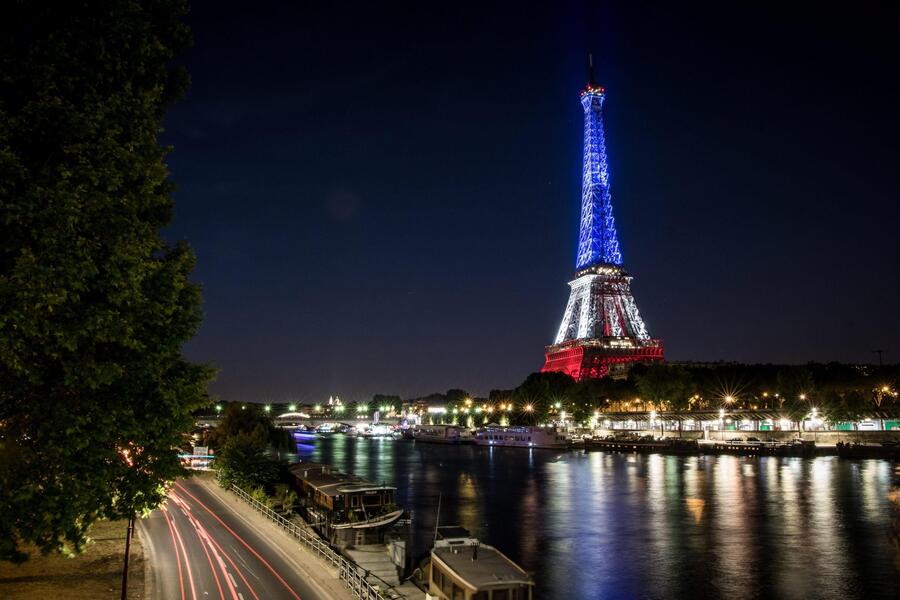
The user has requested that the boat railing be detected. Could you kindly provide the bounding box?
[230,483,403,599]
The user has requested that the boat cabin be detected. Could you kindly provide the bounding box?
[427,527,533,600]
[289,462,401,546]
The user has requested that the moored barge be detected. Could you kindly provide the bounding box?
[474,425,568,449]
[289,462,403,547]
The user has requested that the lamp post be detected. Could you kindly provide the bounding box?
[120,514,134,599]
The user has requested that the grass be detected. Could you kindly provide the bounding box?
[0,519,144,599]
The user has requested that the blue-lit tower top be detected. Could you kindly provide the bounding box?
[575,56,623,269]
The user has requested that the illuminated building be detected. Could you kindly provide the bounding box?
[542,56,664,379]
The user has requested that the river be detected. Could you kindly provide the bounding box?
[293,435,899,599]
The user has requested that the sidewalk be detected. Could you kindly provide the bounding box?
[192,475,354,600]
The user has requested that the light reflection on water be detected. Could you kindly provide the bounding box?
[295,436,899,599]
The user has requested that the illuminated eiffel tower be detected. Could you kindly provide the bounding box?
[541,56,664,379]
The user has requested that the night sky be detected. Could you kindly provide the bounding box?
[162,1,900,403]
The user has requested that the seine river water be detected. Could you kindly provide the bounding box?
[293,435,899,600]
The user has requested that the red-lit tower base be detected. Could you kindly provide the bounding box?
[542,339,664,380]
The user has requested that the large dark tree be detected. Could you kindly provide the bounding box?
[634,364,694,411]
[0,1,212,561]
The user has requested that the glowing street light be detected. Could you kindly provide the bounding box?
[288,404,296,412]
[724,395,734,404]
[525,404,534,412]
[264,405,271,413]
[215,404,222,413]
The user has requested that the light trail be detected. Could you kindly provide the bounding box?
[174,482,303,600]
[161,505,187,600]
[167,499,199,600]
[173,490,262,600]
[181,504,227,600]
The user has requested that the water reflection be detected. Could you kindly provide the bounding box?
[294,436,898,599]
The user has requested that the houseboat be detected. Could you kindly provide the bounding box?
[289,462,403,547]
[415,425,474,444]
[474,425,567,449]
[427,526,533,600]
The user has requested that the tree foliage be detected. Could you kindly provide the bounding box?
[634,364,694,411]
[0,1,212,562]
[215,432,279,492]
[207,402,292,453]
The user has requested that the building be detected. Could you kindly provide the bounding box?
[542,56,664,380]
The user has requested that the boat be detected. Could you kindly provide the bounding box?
[585,435,699,454]
[585,435,821,457]
[414,424,473,444]
[358,423,395,438]
[426,526,534,600]
[289,462,403,547]
[474,425,567,449]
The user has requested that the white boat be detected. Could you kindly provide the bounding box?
[427,526,534,600]
[359,423,394,438]
[474,425,568,449]
[414,425,473,444]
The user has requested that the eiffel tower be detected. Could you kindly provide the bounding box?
[541,56,664,379]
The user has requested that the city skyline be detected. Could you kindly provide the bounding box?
[162,1,900,401]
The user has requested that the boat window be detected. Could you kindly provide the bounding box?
[473,592,489,600]
[432,566,442,589]
[452,583,464,600]
[441,571,452,596]
[528,436,532,441]
[493,589,509,600]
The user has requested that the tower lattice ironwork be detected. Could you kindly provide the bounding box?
[542,58,663,379]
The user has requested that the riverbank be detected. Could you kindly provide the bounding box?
[0,519,144,600]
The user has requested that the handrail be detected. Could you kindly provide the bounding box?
[229,483,403,600]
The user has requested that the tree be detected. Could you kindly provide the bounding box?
[207,402,293,460]
[777,367,815,422]
[372,394,401,412]
[824,390,868,426]
[0,1,212,562]
[634,364,694,411]
[215,432,279,491]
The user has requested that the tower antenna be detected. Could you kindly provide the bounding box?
[587,53,596,86]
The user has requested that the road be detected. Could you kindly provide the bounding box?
[138,477,334,600]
